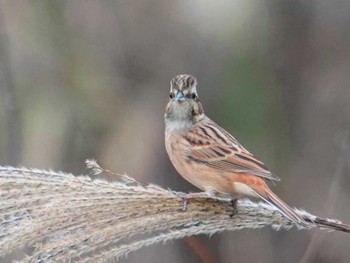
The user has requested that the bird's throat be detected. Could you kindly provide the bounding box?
[165,118,193,132]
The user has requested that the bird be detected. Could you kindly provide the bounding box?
[164,74,308,227]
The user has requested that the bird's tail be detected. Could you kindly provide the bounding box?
[257,189,308,227]
[312,217,350,233]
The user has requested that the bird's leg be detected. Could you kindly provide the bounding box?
[176,192,208,211]
[228,198,238,218]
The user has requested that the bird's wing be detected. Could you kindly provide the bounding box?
[184,118,280,182]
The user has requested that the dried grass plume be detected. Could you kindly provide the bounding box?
[0,160,349,262]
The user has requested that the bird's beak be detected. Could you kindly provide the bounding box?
[175,91,185,102]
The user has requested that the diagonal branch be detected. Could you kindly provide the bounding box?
[0,162,349,263]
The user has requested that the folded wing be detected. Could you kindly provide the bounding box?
[184,118,280,182]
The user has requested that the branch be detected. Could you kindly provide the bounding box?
[0,162,349,262]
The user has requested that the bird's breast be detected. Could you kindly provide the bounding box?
[165,129,233,194]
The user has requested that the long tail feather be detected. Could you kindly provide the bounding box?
[310,217,350,233]
[257,190,308,227]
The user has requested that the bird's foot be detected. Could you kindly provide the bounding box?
[176,192,208,211]
[228,198,238,218]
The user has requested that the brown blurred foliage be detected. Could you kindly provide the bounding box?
[0,1,349,262]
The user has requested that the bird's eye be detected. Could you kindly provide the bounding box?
[191,93,197,99]
[169,93,174,99]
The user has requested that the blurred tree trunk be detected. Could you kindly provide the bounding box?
[0,10,22,165]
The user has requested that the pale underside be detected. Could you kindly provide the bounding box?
[165,116,279,199]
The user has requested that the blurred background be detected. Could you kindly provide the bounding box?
[1,1,350,262]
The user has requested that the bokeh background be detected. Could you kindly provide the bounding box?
[1,1,350,262]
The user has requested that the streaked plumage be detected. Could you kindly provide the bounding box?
[164,74,307,227]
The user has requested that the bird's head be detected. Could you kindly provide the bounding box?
[165,74,204,130]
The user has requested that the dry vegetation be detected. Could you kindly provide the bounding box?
[0,160,349,262]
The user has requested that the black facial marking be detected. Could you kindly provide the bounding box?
[189,77,195,86]
[186,77,191,89]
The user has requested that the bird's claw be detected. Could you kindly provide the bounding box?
[228,198,238,218]
[175,192,208,212]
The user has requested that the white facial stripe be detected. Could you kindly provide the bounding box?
[190,84,197,95]
[170,81,175,92]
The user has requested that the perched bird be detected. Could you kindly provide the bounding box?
[164,74,308,227]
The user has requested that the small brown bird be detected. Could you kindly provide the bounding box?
[164,74,307,227]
